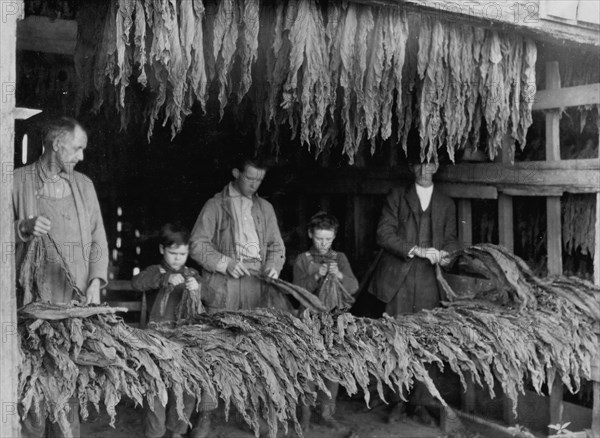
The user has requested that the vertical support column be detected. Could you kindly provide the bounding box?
[591,174,600,436]
[545,61,563,276]
[497,135,514,252]
[457,199,473,248]
[544,61,564,434]
[0,2,24,437]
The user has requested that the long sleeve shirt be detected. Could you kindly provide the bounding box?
[132,262,202,323]
[293,249,359,295]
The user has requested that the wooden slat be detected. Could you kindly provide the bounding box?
[595,193,600,285]
[593,382,600,437]
[549,379,564,435]
[533,83,600,111]
[498,195,514,251]
[0,2,23,437]
[457,199,473,247]
[545,62,563,276]
[17,15,77,55]
[498,185,564,197]
[438,183,498,199]
[14,107,42,120]
[105,280,134,291]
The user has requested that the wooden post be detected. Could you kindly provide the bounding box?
[497,134,515,426]
[457,199,473,247]
[0,2,24,437]
[544,61,565,434]
[497,135,514,252]
[545,61,563,276]
[591,177,600,436]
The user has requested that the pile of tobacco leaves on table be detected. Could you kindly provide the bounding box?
[18,244,599,438]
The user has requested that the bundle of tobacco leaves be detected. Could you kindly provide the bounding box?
[415,15,536,162]
[316,274,355,311]
[18,246,598,438]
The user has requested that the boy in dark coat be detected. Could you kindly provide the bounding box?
[133,223,216,438]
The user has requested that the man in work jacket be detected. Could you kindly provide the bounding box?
[189,156,285,312]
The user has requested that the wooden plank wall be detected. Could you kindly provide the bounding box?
[0,2,24,437]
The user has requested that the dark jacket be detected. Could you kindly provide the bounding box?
[368,184,460,303]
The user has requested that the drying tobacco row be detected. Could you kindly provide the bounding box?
[18,244,599,438]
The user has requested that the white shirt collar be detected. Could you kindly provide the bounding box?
[415,183,434,210]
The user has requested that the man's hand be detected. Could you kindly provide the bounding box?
[264,267,279,279]
[168,273,185,286]
[439,250,451,267]
[226,260,250,279]
[185,276,200,291]
[415,247,442,265]
[328,262,343,280]
[85,279,101,305]
[20,216,51,237]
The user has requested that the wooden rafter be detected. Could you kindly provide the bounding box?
[353,0,600,47]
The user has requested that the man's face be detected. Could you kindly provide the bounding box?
[233,165,266,197]
[309,228,336,255]
[55,126,87,172]
[160,244,189,271]
[411,162,438,187]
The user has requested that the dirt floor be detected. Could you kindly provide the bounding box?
[80,395,513,438]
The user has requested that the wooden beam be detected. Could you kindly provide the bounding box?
[17,15,77,55]
[545,62,562,276]
[0,2,23,437]
[457,199,473,248]
[294,159,599,195]
[533,83,600,111]
[436,159,600,193]
[438,183,497,199]
[351,0,600,47]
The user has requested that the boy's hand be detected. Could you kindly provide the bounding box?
[168,273,185,286]
[227,260,250,279]
[264,267,278,279]
[185,277,199,291]
[317,263,328,278]
[328,262,343,280]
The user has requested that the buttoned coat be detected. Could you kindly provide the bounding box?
[368,184,460,304]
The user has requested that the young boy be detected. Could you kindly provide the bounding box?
[293,212,359,432]
[132,223,216,438]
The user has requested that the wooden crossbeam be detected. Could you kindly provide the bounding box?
[533,83,600,111]
[294,159,599,196]
[17,15,77,55]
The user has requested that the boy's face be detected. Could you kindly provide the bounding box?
[309,228,336,255]
[160,244,189,271]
